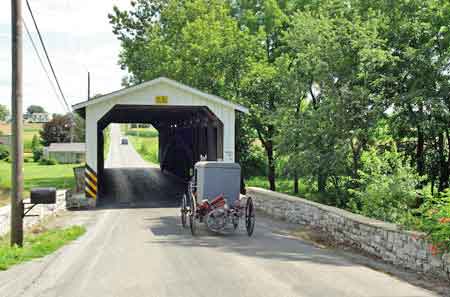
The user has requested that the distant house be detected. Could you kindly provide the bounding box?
[29,113,50,123]
[43,143,86,164]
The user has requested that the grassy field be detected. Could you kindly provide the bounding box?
[0,225,85,270]
[124,125,159,165]
[0,123,42,153]
[128,135,159,164]
[0,161,79,206]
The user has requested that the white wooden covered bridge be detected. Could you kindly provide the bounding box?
[72,77,248,205]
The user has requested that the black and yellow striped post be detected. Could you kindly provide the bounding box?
[85,165,98,200]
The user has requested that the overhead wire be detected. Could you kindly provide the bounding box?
[25,0,71,112]
[24,0,79,142]
[22,19,69,113]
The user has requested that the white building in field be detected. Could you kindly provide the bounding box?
[43,143,86,164]
[29,112,50,123]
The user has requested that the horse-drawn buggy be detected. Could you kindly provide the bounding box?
[180,162,255,236]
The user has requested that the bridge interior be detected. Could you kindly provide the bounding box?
[97,104,223,203]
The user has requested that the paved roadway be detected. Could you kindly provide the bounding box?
[105,124,159,169]
[0,124,442,297]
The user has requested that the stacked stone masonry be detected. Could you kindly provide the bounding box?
[0,190,68,237]
[247,187,450,279]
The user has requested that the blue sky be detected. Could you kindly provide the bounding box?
[0,0,131,114]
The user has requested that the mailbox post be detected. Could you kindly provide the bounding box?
[22,188,57,218]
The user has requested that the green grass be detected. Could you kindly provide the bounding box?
[0,123,43,153]
[125,126,159,165]
[0,161,79,206]
[0,226,86,270]
[128,135,159,164]
[246,176,308,196]
[246,176,330,202]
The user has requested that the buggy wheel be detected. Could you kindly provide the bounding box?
[245,197,255,237]
[189,193,197,236]
[180,193,188,228]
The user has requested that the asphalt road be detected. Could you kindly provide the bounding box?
[102,124,181,204]
[105,124,158,169]
[0,124,442,297]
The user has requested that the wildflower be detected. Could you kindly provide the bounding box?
[429,244,441,256]
[438,217,450,224]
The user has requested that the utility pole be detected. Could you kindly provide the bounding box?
[11,0,24,247]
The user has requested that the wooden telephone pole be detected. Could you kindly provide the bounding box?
[11,0,24,246]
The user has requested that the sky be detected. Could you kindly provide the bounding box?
[0,0,132,114]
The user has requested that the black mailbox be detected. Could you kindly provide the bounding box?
[30,187,57,204]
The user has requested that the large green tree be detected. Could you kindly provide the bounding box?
[39,114,83,146]
[364,0,450,193]
[278,0,392,196]
[26,105,45,116]
[110,0,287,190]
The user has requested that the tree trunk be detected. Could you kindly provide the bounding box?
[317,173,327,193]
[351,139,361,180]
[267,141,276,191]
[438,132,449,192]
[293,171,299,194]
[431,176,435,196]
[416,125,425,176]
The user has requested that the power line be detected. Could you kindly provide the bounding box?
[22,19,69,113]
[25,0,71,112]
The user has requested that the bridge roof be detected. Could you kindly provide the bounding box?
[72,77,248,113]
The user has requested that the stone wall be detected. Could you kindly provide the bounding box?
[247,187,450,279]
[0,190,68,237]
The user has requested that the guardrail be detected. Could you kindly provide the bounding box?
[247,187,450,279]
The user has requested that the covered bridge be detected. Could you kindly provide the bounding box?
[73,77,248,205]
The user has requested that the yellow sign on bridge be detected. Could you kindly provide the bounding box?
[155,95,168,104]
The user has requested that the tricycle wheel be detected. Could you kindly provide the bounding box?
[180,193,188,228]
[189,193,197,236]
[245,197,255,237]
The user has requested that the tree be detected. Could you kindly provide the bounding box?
[72,114,85,143]
[364,0,450,193]
[0,104,9,122]
[110,0,297,191]
[40,114,73,146]
[278,0,392,196]
[26,105,45,116]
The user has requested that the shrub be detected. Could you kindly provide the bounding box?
[348,147,422,223]
[32,147,43,162]
[126,130,159,138]
[242,144,266,178]
[39,158,57,165]
[0,145,9,160]
[31,135,39,151]
[415,191,450,254]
